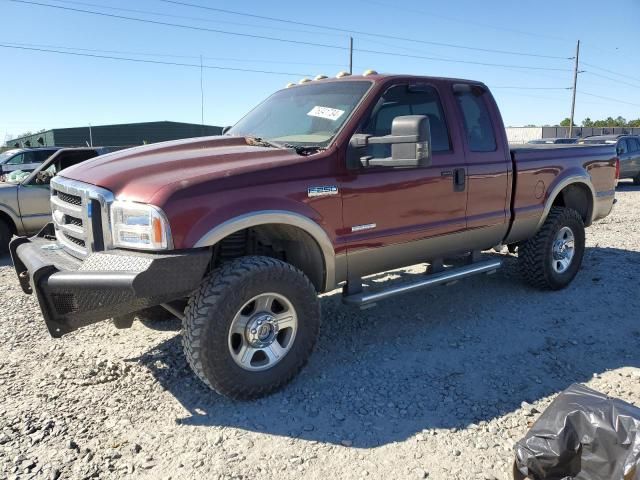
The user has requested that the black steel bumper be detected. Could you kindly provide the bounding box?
[10,225,210,338]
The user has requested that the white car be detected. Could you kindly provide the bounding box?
[0,147,60,178]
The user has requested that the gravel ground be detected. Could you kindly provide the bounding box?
[1,181,639,480]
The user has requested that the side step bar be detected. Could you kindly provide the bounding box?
[342,259,502,307]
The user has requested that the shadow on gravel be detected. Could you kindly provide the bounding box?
[0,255,13,267]
[136,246,640,448]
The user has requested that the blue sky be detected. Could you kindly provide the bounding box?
[2,0,639,141]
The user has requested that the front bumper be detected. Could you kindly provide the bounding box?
[10,225,210,337]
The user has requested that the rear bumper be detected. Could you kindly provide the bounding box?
[10,225,210,338]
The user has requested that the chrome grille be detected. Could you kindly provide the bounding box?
[50,177,114,258]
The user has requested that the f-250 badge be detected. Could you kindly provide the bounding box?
[307,186,338,197]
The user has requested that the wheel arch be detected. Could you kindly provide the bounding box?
[538,176,595,229]
[0,208,19,235]
[193,211,335,292]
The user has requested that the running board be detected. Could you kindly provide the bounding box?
[342,259,502,307]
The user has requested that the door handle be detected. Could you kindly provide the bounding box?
[453,168,466,192]
[442,168,465,191]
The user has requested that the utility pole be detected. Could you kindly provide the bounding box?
[89,123,93,147]
[569,40,580,138]
[349,36,353,75]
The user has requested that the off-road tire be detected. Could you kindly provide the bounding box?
[182,256,320,400]
[0,220,12,253]
[518,207,585,290]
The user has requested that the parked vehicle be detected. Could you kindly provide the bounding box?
[0,147,61,178]
[578,134,640,184]
[9,73,618,400]
[528,137,577,145]
[0,148,104,250]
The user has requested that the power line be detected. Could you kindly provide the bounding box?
[582,71,640,90]
[581,62,640,84]
[0,44,312,76]
[46,0,349,38]
[156,0,571,60]
[353,47,572,71]
[7,0,573,73]
[1,41,346,67]
[360,0,573,43]
[8,0,350,52]
[578,90,640,108]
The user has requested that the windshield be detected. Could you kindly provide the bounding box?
[228,81,372,147]
[0,150,21,164]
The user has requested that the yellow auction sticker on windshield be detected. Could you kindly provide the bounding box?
[307,106,345,121]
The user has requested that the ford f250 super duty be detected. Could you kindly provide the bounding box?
[10,72,618,400]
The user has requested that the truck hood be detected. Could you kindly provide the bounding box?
[59,135,304,204]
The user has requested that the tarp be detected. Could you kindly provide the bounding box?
[514,383,640,480]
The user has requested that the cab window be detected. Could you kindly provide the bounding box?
[617,139,628,155]
[454,86,497,152]
[6,153,24,165]
[362,84,451,160]
[627,138,640,152]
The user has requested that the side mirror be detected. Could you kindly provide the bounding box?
[349,115,432,168]
[221,126,232,135]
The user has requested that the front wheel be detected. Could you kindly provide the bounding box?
[518,207,585,290]
[182,256,321,400]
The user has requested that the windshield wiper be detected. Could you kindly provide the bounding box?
[245,136,284,149]
[284,144,326,156]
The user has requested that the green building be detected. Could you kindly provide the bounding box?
[8,121,223,148]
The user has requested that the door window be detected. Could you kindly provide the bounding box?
[617,139,628,155]
[454,87,497,152]
[627,138,640,152]
[6,153,24,165]
[35,150,56,162]
[362,84,451,160]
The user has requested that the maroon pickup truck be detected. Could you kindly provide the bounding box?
[10,73,618,399]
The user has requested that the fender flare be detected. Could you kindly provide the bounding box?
[193,210,336,290]
[536,174,596,230]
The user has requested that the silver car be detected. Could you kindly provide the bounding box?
[0,147,61,177]
[0,148,104,250]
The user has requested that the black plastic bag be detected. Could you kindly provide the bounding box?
[514,383,640,480]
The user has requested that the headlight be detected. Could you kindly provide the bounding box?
[110,200,172,250]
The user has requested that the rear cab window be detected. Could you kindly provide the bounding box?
[453,84,497,152]
[617,139,628,155]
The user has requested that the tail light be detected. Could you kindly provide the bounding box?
[615,157,620,186]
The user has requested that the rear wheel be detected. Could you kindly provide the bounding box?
[518,207,585,290]
[633,173,640,186]
[182,256,320,400]
[0,220,12,253]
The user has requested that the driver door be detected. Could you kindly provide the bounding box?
[340,81,468,278]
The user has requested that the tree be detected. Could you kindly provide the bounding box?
[629,119,640,127]
[559,118,576,127]
[582,118,593,127]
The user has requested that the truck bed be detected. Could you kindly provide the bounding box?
[506,143,617,244]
